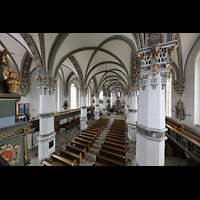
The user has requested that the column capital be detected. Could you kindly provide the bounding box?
[35,75,57,95]
[138,41,178,91]
[79,88,88,97]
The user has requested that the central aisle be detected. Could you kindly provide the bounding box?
[79,117,114,166]
[79,114,136,166]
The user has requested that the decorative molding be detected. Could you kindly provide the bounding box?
[136,124,166,139]
[138,40,178,91]
[81,106,87,109]
[129,109,137,113]
[39,112,54,118]
[35,75,57,95]
[0,124,31,142]
[80,88,88,97]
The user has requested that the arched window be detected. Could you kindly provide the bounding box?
[71,83,77,109]
[166,73,172,117]
[99,91,103,100]
[87,87,91,106]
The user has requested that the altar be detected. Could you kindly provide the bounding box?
[115,97,122,110]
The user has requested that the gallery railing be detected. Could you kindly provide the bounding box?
[166,123,200,164]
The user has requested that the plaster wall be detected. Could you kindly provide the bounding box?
[170,37,200,136]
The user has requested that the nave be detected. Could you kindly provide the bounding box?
[28,114,136,166]
[28,113,186,166]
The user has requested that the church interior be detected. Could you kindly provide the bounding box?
[0,33,199,166]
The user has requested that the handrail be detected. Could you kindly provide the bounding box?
[166,124,200,148]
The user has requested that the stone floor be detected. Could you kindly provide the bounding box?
[28,114,186,166]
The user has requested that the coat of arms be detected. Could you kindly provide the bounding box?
[0,144,21,166]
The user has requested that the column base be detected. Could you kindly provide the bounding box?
[136,131,167,166]
[128,123,136,142]
[95,112,99,120]
[37,131,56,164]
[80,117,87,131]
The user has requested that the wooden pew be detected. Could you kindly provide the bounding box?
[82,129,99,137]
[92,158,106,166]
[82,130,99,137]
[43,158,59,166]
[104,137,126,145]
[65,143,87,157]
[107,133,125,140]
[95,153,126,166]
[109,129,126,135]
[70,140,90,151]
[81,132,97,141]
[108,131,126,137]
[78,134,95,144]
[98,149,126,164]
[101,144,126,156]
[75,136,93,147]
[51,152,77,166]
[60,147,82,164]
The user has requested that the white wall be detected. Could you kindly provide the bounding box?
[170,37,200,136]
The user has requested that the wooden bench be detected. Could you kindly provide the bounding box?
[75,137,93,147]
[81,132,97,141]
[86,127,101,133]
[109,129,126,135]
[60,147,82,164]
[43,158,59,166]
[99,149,126,164]
[95,153,126,166]
[104,137,126,145]
[65,143,87,157]
[92,158,106,166]
[108,131,126,137]
[82,130,99,137]
[78,134,95,143]
[49,152,78,166]
[107,134,125,140]
[101,144,126,156]
[70,140,90,151]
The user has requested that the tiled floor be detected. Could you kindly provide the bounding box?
[27,114,186,166]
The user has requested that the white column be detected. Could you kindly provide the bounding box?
[127,85,138,142]
[35,75,57,163]
[134,41,178,166]
[135,73,167,166]
[95,93,99,120]
[80,88,87,131]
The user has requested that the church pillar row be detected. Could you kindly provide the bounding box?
[128,85,138,142]
[135,41,178,166]
[95,94,99,120]
[35,75,57,163]
[80,88,87,131]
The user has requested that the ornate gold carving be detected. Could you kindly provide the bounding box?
[0,48,21,94]
[0,125,31,142]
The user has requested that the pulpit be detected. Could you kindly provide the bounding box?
[0,49,31,166]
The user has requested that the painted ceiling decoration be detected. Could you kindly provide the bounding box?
[0,33,199,97]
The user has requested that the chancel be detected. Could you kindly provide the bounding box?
[0,33,199,166]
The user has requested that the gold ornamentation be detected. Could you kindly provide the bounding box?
[0,125,31,142]
[0,48,21,94]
